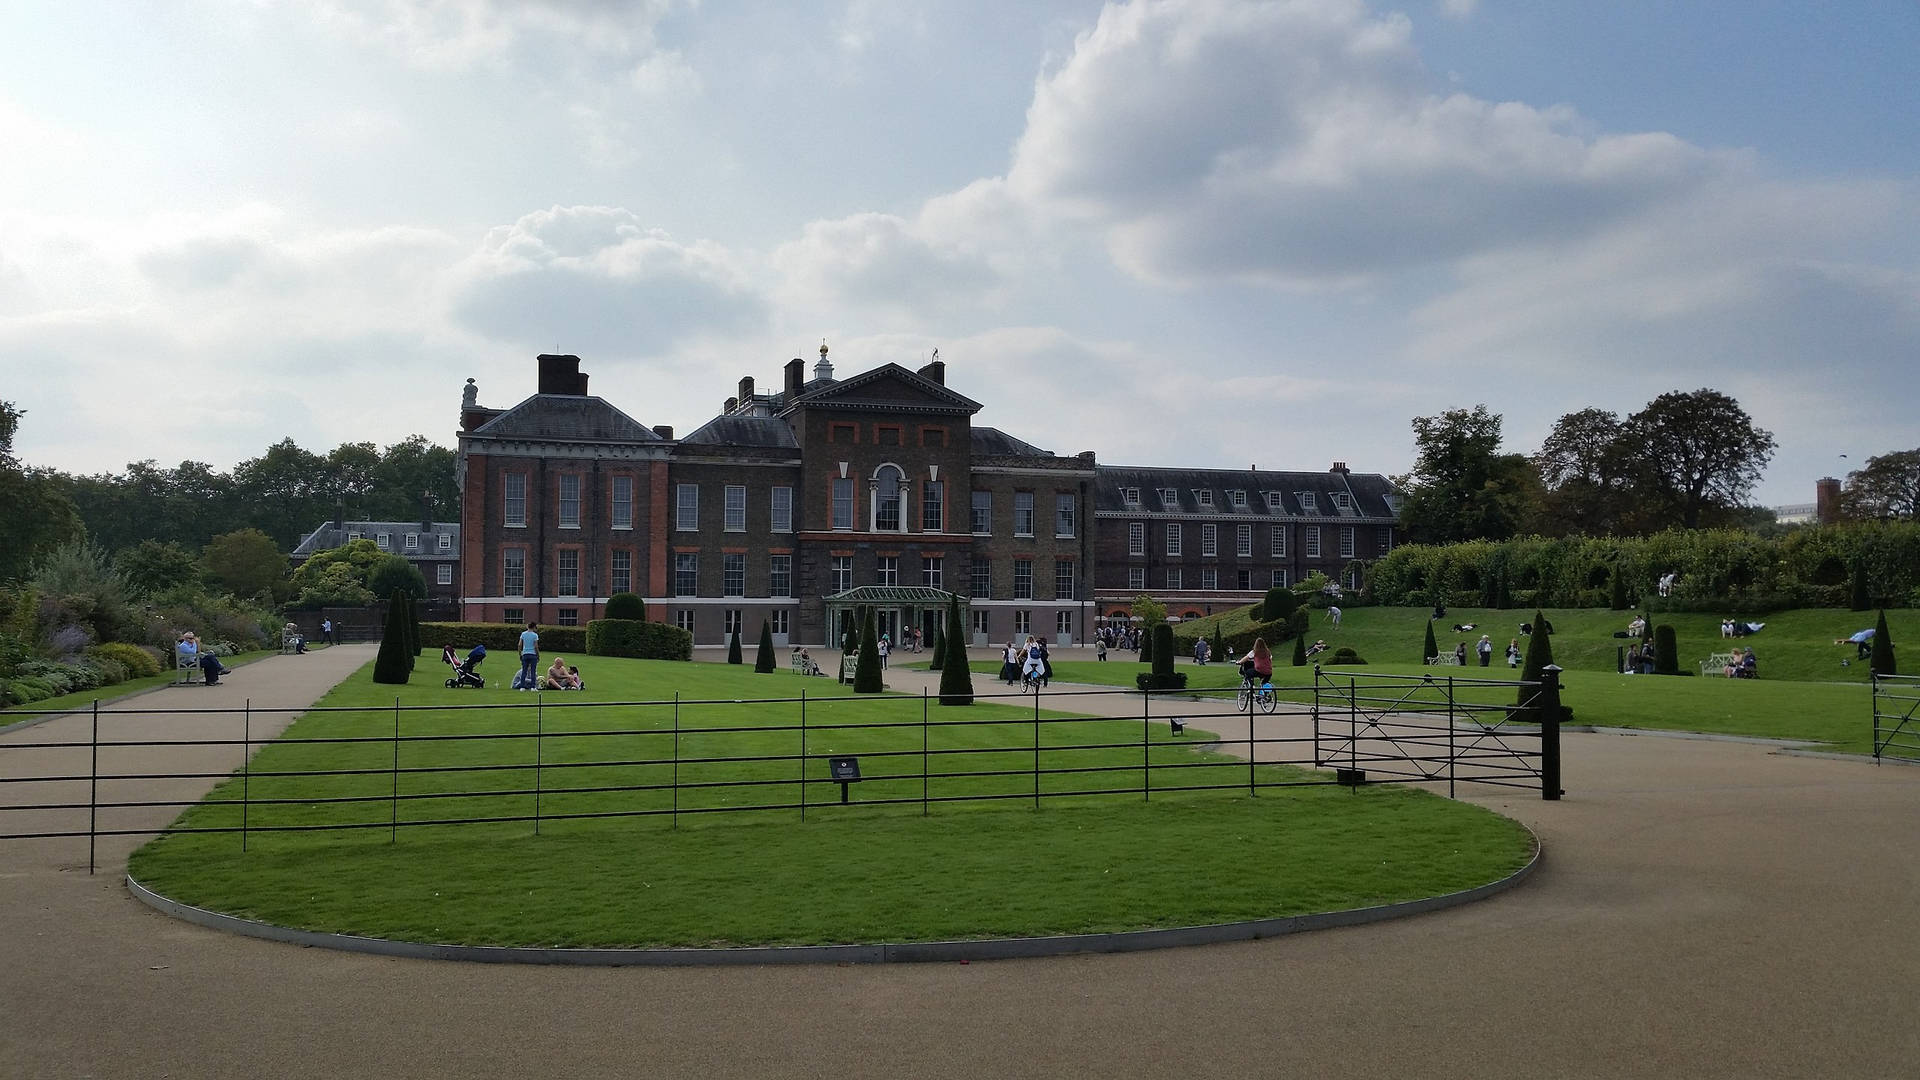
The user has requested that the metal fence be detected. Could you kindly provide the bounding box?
[1,670,1562,873]
[1872,673,1920,764]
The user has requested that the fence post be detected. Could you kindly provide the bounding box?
[1033,683,1041,810]
[1142,687,1150,802]
[88,699,98,876]
[1311,664,1321,767]
[533,694,543,836]
[799,687,807,822]
[1539,666,1563,801]
[1448,681,1456,800]
[1871,673,1880,763]
[921,687,929,817]
[1247,682,1256,796]
[672,691,680,830]
[241,698,251,852]
[390,696,400,844]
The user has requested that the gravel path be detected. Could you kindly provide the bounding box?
[3,646,1916,1079]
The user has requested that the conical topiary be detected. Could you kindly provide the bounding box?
[1852,562,1870,612]
[1517,610,1554,704]
[726,628,743,665]
[1870,609,1897,677]
[1292,633,1307,667]
[1151,623,1175,680]
[1423,620,1438,663]
[405,593,421,667]
[1653,624,1678,675]
[854,607,884,693]
[372,591,412,684]
[928,616,945,672]
[938,595,973,706]
[754,620,775,673]
[1211,625,1227,666]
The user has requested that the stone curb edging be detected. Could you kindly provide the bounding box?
[1561,725,1826,748]
[126,833,1539,967]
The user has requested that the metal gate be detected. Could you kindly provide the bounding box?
[1311,667,1563,799]
[1872,674,1920,763]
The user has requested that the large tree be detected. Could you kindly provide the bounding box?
[232,438,332,549]
[1399,405,1542,544]
[0,402,86,584]
[1839,449,1920,521]
[1622,389,1774,530]
[201,528,290,602]
[1534,407,1632,535]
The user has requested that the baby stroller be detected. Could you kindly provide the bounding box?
[444,644,486,689]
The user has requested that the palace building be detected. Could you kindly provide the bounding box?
[456,349,1399,646]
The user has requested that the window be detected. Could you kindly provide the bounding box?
[1013,492,1035,536]
[770,610,789,636]
[874,466,904,531]
[611,550,631,594]
[876,556,898,586]
[438,533,452,551]
[1128,521,1145,556]
[676,484,698,531]
[1229,490,1246,508]
[558,550,579,596]
[1201,524,1217,557]
[828,421,857,443]
[1378,527,1394,553]
[1299,492,1317,512]
[1195,489,1213,507]
[832,477,854,530]
[724,485,746,531]
[971,609,990,636]
[1123,487,1140,506]
[1340,527,1355,558]
[1236,569,1253,590]
[1159,488,1178,506]
[503,549,525,596]
[559,474,580,528]
[611,476,633,530]
[1271,525,1287,558]
[971,559,991,598]
[771,486,793,532]
[831,556,853,593]
[971,490,992,534]
[1305,526,1322,558]
[675,609,696,634]
[724,609,743,636]
[922,481,943,532]
[1333,491,1353,510]
[1264,491,1283,510]
[376,532,390,549]
[1128,567,1146,590]
[1201,567,1217,591]
[504,608,524,625]
[1054,560,1075,600]
[1272,569,1289,588]
[1056,611,1074,636]
[405,533,419,552]
[1056,493,1076,538]
[876,424,902,447]
[504,473,526,528]
[1013,558,1033,599]
[1166,567,1182,590]
[674,553,698,596]
[557,608,579,626]
[769,555,791,597]
[922,555,943,588]
[1236,524,1253,557]
[1167,523,1182,556]
[722,553,745,596]
[437,564,453,586]
[1013,610,1031,636]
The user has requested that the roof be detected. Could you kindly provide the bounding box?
[292,521,461,558]
[678,414,799,448]
[971,427,1052,457]
[781,363,980,416]
[1093,466,1402,519]
[471,394,662,443]
[822,586,966,607]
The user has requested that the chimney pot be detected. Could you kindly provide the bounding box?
[739,375,755,403]
[918,359,946,385]
[724,396,738,413]
[652,425,674,440]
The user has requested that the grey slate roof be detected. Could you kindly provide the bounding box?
[292,521,461,559]
[472,394,661,442]
[971,427,1053,457]
[1093,466,1401,519]
[679,414,799,448]
[780,363,980,415]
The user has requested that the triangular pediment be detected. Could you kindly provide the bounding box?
[473,394,662,442]
[786,363,980,415]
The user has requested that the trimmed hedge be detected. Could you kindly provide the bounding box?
[584,619,693,661]
[1323,647,1366,665]
[421,622,589,654]
[605,592,646,621]
[1135,672,1189,692]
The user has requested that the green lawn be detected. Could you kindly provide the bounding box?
[127,655,1533,948]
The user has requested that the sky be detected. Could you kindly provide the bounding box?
[2,0,1916,509]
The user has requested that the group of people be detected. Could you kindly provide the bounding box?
[1094,625,1143,652]
[999,637,1052,686]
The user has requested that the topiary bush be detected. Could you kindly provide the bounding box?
[584,619,691,660]
[1423,620,1438,663]
[853,607,883,693]
[1324,647,1366,665]
[1653,624,1679,675]
[938,595,973,706]
[754,620,775,673]
[1870,609,1897,676]
[1151,623,1174,681]
[1135,671,1189,691]
[372,589,412,684]
[1517,610,1554,705]
[605,592,646,621]
[928,618,945,672]
[1261,586,1298,623]
[1292,634,1307,667]
[726,628,743,665]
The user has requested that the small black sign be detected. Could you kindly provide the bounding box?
[828,756,861,782]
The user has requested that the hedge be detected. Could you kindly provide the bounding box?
[1135,672,1189,691]
[584,619,692,661]
[421,622,589,654]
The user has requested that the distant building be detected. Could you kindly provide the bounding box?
[1771,503,1818,526]
[455,350,1401,645]
[291,519,462,602]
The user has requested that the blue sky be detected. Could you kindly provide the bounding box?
[2,0,1915,508]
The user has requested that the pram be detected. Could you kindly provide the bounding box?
[444,644,486,688]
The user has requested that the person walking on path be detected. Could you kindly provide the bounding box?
[518,621,540,690]
[1477,634,1493,667]
[878,634,891,668]
[321,617,333,645]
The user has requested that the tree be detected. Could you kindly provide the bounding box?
[1423,620,1438,663]
[1652,625,1679,676]
[1399,405,1543,544]
[1292,633,1307,666]
[231,438,331,549]
[1609,567,1629,611]
[938,595,974,706]
[1211,625,1227,666]
[1133,593,1166,665]
[372,589,412,684]
[1870,610,1897,677]
[1534,408,1631,535]
[325,442,382,520]
[201,529,288,601]
[367,554,427,602]
[0,401,86,584]
[1851,561,1871,612]
[853,607,883,693]
[371,435,460,522]
[1622,390,1775,530]
[1517,612,1555,704]
[291,561,377,608]
[1839,449,1920,521]
[116,540,202,599]
[1260,585,1297,623]
[754,620,775,673]
[726,628,743,665]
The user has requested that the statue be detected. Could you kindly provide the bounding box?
[462,378,477,408]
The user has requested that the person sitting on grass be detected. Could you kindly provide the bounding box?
[545,656,580,690]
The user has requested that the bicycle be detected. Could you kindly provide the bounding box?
[1021,666,1048,693]
[1235,673,1278,714]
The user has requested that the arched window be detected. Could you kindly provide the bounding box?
[871,464,907,532]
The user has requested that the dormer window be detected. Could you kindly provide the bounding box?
[1123,487,1140,506]
[1195,490,1213,507]
[1264,492,1283,510]
[1159,488,1178,506]
[1229,490,1246,508]
[376,532,390,549]
[1332,492,1352,510]
[1298,492,1317,512]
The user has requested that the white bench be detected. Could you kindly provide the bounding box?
[176,651,202,684]
[841,655,860,681]
[1425,654,1461,666]
[790,651,823,676]
[1699,651,1739,676]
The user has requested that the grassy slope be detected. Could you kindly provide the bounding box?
[126,655,1532,948]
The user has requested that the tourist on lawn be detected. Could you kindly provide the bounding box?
[1328,605,1342,629]
[517,621,540,691]
[1477,635,1493,666]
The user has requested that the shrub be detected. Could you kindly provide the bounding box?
[88,641,162,679]
[938,595,973,706]
[1151,623,1175,681]
[1260,586,1297,623]
[1870,609,1897,677]
[1138,619,1154,665]
[754,621,775,673]
[367,556,427,602]
[1211,625,1227,666]
[854,607,883,693]
[372,590,412,684]
[1324,647,1366,665]
[421,622,589,654]
[1292,634,1307,666]
[1423,621,1438,663]
[583,619,692,661]
[726,628,743,665]
[1517,611,1554,705]
[1653,625,1679,676]
[928,617,945,672]
[1852,562,1870,612]
[1610,569,1629,611]
[1135,671,1189,692]
[604,592,646,621]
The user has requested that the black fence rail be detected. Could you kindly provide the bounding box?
[1311,668,1558,799]
[1,674,1564,873]
[1872,674,1920,764]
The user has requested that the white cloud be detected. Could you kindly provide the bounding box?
[1438,0,1478,20]
[301,0,681,70]
[769,212,1005,323]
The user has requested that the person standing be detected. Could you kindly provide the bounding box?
[321,617,333,645]
[1506,639,1522,668]
[1095,636,1108,662]
[518,621,540,691]
[1454,641,1468,666]
[878,633,891,668]
[1476,634,1493,667]
[1328,605,1342,630]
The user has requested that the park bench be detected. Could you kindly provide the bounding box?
[1699,651,1739,677]
[1425,654,1461,666]
[840,655,860,682]
[175,650,202,685]
[790,651,823,676]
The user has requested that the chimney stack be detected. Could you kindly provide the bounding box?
[1816,477,1842,524]
[738,375,755,404]
[1330,461,1349,473]
[785,358,806,395]
[917,359,946,385]
[724,396,738,413]
[652,425,674,440]
[537,354,589,395]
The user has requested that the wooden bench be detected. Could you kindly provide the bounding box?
[1699,651,1739,676]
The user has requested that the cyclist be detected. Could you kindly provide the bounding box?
[1238,637,1273,688]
